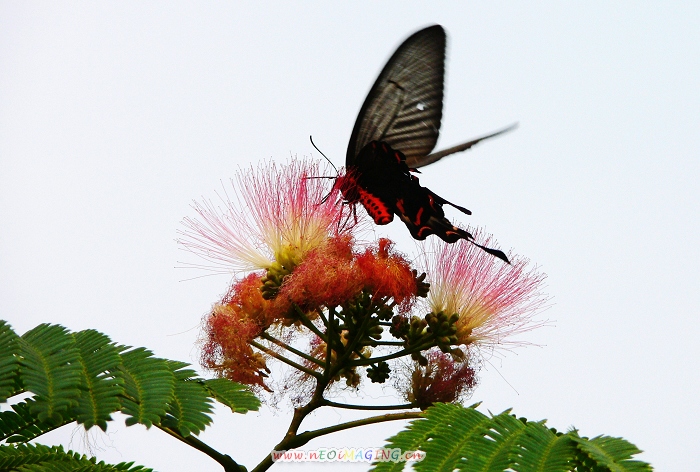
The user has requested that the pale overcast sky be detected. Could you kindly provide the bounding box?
[1,3,699,471]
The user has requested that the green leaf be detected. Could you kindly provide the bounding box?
[0,443,153,472]
[571,434,653,472]
[0,443,84,470]
[455,410,527,471]
[373,404,652,472]
[118,347,174,428]
[19,324,82,424]
[514,421,576,472]
[0,321,21,401]
[160,361,213,437]
[71,330,124,431]
[204,378,260,413]
[17,461,153,472]
[415,404,494,472]
[0,399,61,443]
[370,403,444,472]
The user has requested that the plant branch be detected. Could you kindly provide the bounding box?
[371,340,405,346]
[322,399,416,411]
[159,425,246,472]
[293,411,422,447]
[251,408,422,472]
[326,308,335,372]
[349,339,435,367]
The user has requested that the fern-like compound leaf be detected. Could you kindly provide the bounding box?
[19,324,82,424]
[160,361,213,437]
[0,321,20,402]
[118,347,174,428]
[514,421,576,472]
[0,399,61,443]
[372,404,651,472]
[71,330,125,431]
[455,410,527,471]
[571,434,653,472]
[0,443,153,472]
[416,404,493,472]
[204,378,261,414]
[0,443,85,469]
[370,403,452,472]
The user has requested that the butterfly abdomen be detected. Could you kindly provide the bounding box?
[336,166,394,225]
[359,189,394,225]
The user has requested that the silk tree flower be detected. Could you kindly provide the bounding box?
[178,159,361,275]
[355,239,418,313]
[278,237,419,316]
[203,235,421,392]
[417,231,548,350]
[201,273,276,390]
[398,349,478,410]
[275,238,419,395]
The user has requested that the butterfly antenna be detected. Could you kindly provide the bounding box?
[310,136,338,174]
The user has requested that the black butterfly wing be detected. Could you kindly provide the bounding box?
[413,123,518,168]
[394,171,510,263]
[346,25,446,167]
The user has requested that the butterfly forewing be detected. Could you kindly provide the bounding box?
[346,25,446,166]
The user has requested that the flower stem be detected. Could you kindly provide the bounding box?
[371,340,405,346]
[349,339,435,367]
[292,304,327,342]
[249,340,321,378]
[329,298,374,376]
[260,332,324,367]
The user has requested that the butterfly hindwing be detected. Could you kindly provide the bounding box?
[394,179,473,242]
[350,141,471,241]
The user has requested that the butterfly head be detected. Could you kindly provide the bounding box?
[332,168,362,205]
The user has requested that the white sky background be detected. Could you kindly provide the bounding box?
[1,2,698,471]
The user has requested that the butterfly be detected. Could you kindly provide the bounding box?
[336,25,513,263]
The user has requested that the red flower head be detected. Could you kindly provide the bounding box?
[201,273,275,390]
[355,239,417,313]
[277,235,361,310]
[275,237,419,314]
[401,350,477,410]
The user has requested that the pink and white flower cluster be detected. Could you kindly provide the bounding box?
[179,158,547,401]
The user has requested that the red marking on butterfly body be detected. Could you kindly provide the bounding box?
[359,189,393,225]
